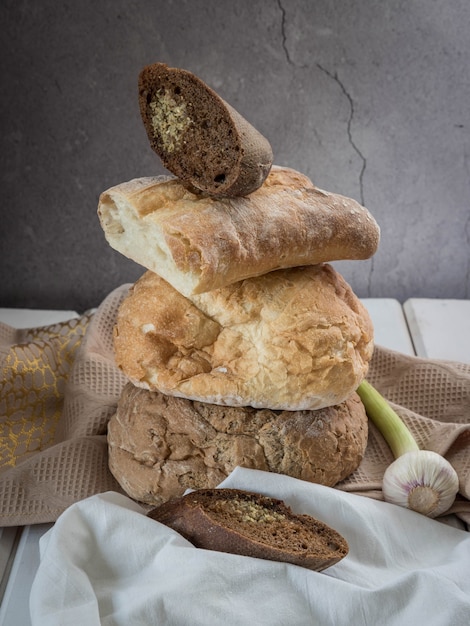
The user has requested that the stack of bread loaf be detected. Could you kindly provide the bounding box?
[98,63,380,508]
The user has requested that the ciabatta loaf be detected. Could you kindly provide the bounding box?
[148,488,349,571]
[97,165,380,297]
[107,383,368,505]
[138,62,273,196]
[113,265,374,410]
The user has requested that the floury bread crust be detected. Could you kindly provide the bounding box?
[107,383,368,505]
[113,265,374,411]
[148,488,349,571]
[138,62,273,197]
[97,166,380,297]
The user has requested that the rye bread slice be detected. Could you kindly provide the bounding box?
[138,63,273,196]
[148,488,349,571]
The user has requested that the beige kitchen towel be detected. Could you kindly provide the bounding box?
[0,284,469,526]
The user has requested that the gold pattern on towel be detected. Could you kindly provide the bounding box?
[0,316,90,469]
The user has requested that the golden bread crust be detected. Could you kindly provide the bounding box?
[113,264,374,410]
[97,165,380,296]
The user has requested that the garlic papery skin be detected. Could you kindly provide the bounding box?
[382,450,459,518]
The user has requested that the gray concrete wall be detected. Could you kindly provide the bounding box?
[1,0,469,312]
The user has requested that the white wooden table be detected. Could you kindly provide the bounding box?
[0,298,469,625]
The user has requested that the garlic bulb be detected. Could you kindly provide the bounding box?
[382,450,460,518]
[357,380,460,517]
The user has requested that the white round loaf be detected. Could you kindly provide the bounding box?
[113,264,374,411]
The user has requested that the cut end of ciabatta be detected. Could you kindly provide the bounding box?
[97,176,200,297]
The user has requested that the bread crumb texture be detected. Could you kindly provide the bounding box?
[204,493,345,556]
[113,264,374,411]
[148,488,349,570]
[138,63,273,196]
[149,94,191,154]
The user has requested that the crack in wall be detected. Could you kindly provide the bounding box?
[277,0,293,66]
[273,9,375,296]
[316,64,374,295]
[316,64,366,206]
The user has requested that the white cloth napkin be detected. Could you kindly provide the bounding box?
[30,467,470,626]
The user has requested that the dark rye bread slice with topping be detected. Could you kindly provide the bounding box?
[138,63,273,196]
[148,488,349,571]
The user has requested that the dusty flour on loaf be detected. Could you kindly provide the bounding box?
[113,264,374,410]
[107,384,368,506]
